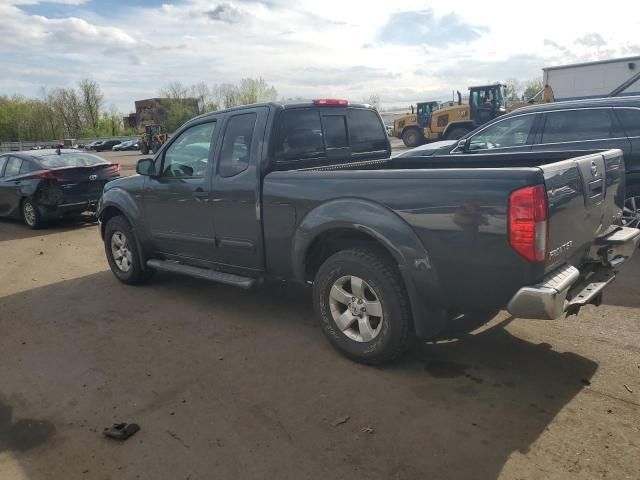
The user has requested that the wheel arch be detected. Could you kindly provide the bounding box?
[443,121,474,139]
[292,199,446,338]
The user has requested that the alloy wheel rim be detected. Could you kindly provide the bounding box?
[23,202,36,226]
[622,196,640,229]
[111,231,132,272]
[328,275,383,343]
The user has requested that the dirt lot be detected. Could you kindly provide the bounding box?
[1,150,639,479]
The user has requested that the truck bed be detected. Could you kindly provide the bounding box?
[263,149,625,312]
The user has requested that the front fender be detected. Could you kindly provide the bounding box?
[98,186,143,229]
[292,198,446,337]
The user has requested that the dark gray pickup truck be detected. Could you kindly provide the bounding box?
[97,99,639,364]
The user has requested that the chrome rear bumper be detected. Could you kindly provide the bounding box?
[507,226,640,320]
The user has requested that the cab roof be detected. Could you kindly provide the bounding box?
[189,100,373,123]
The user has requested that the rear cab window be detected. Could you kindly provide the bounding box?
[272,106,388,169]
[219,113,257,177]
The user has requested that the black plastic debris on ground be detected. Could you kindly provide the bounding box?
[103,423,140,441]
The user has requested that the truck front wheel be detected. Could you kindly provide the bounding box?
[402,128,423,148]
[313,248,414,365]
[104,216,154,285]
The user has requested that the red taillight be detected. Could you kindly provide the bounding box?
[111,163,121,173]
[313,99,349,106]
[34,171,56,180]
[509,184,548,262]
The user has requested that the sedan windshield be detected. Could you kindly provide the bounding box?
[37,152,108,168]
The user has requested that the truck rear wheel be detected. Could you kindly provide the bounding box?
[446,127,470,140]
[313,248,414,365]
[402,128,423,148]
[141,144,149,155]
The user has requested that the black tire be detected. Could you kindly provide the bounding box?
[402,127,423,148]
[151,141,161,154]
[22,199,43,229]
[313,248,414,365]
[141,144,149,155]
[446,127,470,140]
[104,216,154,285]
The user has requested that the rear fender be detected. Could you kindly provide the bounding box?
[292,198,446,338]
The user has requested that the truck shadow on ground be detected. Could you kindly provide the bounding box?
[601,252,640,308]
[0,271,598,480]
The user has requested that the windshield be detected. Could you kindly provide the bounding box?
[37,152,108,168]
[494,85,506,108]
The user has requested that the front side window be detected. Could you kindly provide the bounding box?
[4,157,22,177]
[614,108,640,137]
[218,113,257,177]
[162,121,216,177]
[541,109,614,144]
[348,109,387,153]
[468,114,536,151]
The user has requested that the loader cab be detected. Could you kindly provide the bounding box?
[416,101,439,129]
[145,124,164,141]
[469,84,506,127]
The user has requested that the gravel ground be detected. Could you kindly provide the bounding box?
[0,144,639,480]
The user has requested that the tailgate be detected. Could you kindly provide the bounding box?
[542,149,625,272]
[53,164,120,202]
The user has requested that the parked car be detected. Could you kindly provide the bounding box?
[94,140,121,152]
[0,149,120,228]
[396,96,640,228]
[113,140,139,151]
[84,140,104,151]
[97,99,638,365]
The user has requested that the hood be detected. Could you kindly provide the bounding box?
[103,173,144,192]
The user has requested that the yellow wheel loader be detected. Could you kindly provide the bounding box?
[139,124,168,155]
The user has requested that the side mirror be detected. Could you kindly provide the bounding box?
[456,139,469,153]
[136,158,156,176]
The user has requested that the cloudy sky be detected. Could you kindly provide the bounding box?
[1,0,639,112]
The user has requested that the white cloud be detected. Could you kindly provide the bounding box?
[0,0,639,111]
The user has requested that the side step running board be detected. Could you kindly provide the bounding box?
[146,259,257,289]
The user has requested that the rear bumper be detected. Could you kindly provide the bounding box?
[507,226,640,319]
[39,199,100,218]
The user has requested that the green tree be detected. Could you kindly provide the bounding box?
[523,78,544,101]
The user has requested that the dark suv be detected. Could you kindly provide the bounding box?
[399,96,640,227]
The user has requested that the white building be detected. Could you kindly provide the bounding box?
[543,56,640,101]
